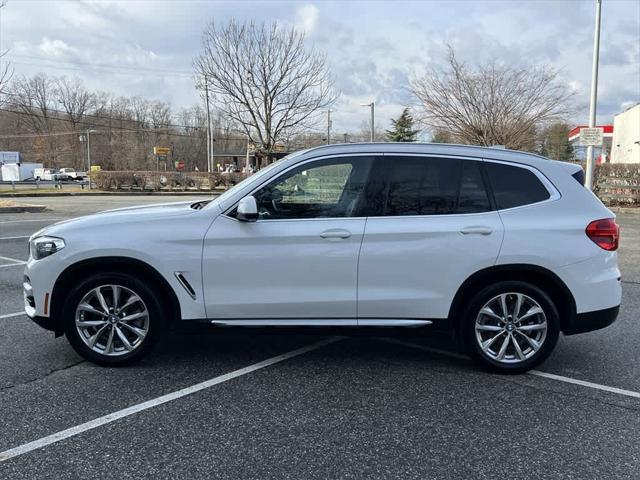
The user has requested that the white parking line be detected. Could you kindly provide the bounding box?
[0,337,341,463]
[0,236,30,241]
[382,338,640,401]
[0,311,25,319]
[0,255,26,268]
[528,370,640,399]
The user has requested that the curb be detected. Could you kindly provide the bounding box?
[609,207,640,214]
[0,205,47,213]
[0,191,220,198]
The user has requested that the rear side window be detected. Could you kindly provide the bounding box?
[485,162,550,209]
[385,157,460,215]
[381,157,490,216]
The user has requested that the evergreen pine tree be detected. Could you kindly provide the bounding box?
[386,107,420,142]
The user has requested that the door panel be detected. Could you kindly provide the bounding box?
[202,155,374,321]
[357,213,504,320]
[202,215,365,319]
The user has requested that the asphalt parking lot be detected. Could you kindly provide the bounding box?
[1,196,639,479]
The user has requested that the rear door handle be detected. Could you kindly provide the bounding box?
[460,226,493,235]
[320,229,352,240]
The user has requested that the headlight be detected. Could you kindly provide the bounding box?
[30,236,65,260]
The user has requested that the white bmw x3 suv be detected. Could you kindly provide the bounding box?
[24,143,621,373]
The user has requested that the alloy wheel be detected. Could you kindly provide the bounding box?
[75,284,150,357]
[474,292,548,364]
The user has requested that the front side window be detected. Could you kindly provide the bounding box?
[251,157,373,220]
[485,162,551,209]
[381,157,490,216]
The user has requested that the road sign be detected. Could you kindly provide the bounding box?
[154,146,171,155]
[579,127,604,146]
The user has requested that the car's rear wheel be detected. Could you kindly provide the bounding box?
[63,272,166,366]
[462,281,559,374]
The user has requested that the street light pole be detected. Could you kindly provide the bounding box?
[360,102,375,142]
[84,128,98,190]
[204,78,212,173]
[585,0,602,191]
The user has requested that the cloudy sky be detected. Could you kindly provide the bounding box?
[1,0,639,135]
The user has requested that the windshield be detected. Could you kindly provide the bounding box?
[207,151,306,207]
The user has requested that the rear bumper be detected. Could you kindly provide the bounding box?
[564,305,619,335]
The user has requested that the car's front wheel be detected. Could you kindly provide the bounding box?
[462,281,560,374]
[63,272,166,366]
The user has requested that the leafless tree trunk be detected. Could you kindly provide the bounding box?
[410,47,573,150]
[194,20,336,164]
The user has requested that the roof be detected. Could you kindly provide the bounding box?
[297,142,555,167]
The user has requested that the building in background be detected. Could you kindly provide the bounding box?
[0,151,43,181]
[568,125,613,164]
[611,103,640,164]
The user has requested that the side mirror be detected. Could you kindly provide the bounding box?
[236,195,258,222]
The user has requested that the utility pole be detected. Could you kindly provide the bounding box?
[326,110,332,145]
[86,128,91,189]
[585,0,602,191]
[370,102,375,142]
[204,79,212,173]
[360,102,375,142]
[81,127,97,190]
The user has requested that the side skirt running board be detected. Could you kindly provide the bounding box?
[209,319,433,327]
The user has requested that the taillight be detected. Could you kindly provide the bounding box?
[586,218,619,251]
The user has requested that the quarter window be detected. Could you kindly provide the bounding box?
[485,162,551,209]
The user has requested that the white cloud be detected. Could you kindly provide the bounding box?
[295,4,319,35]
[37,37,75,58]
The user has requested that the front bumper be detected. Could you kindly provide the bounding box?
[564,305,620,335]
[29,315,62,335]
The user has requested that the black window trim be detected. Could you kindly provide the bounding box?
[222,153,379,222]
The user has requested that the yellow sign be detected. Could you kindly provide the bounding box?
[90,165,102,172]
[154,147,171,155]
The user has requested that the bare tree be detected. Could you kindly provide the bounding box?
[0,1,13,106]
[54,77,93,129]
[410,47,573,150]
[194,20,336,163]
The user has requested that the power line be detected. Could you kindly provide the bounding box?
[7,54,193,78]
[0,106,252,141]
[0,130,82,139]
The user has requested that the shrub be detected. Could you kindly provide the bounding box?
[595,163,640,206]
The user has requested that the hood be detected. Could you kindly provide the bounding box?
[32,200,204,240]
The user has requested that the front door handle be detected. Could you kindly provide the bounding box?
[460,226,493,236]
[320,229,352,240]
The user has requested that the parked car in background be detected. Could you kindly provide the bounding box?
[24,143,621,372]
[34,168,59,181]
[59,168,87,181]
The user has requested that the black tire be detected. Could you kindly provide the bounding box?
[461,281,560,374]
[62,271,166,366]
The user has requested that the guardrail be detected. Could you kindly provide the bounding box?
[0,179,91,190]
